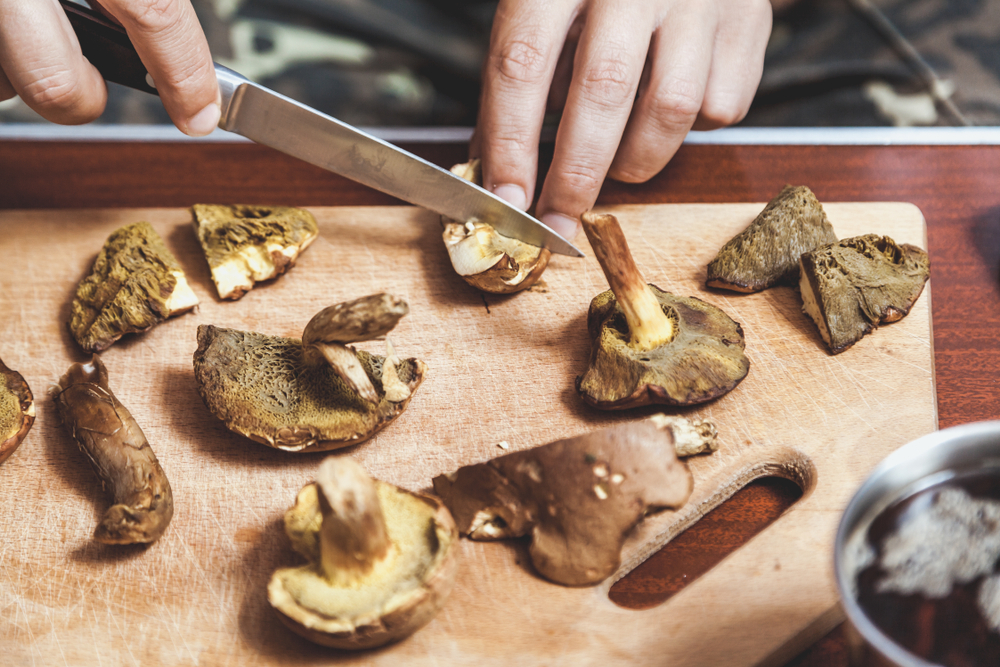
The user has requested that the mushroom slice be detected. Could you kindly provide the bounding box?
[432,416,694,586]
[707,185,837,293]
[54,355,173,544]
[799,233,930,354]
[441,160,551,294]
[0,357,34,466]
[269,457,459,649]
[192,204,318,300]
[69,222,198,352]
[576,211,750,410]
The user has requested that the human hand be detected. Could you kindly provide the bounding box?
[474,0,772,239]
[0,0,219,135]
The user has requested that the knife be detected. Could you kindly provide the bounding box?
[58,0,584,257]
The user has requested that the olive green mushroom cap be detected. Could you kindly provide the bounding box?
[576,285,750,409]
[0,357,34,466]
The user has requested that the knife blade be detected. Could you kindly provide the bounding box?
[59,0,584,257]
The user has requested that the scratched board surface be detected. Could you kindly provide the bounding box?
[0,204,935,666]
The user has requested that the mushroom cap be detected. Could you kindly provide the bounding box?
[268,481,459,649]
[576,285,750,409]
[193,325,426,452]
[0,358,33,465]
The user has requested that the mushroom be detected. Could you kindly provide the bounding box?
[53,355,173,544]
[441,160,551,294]
[192,204,319,300]
[707,185,837,293]
[268,457,459,649]
[576,211,750,409]
[69,221,199,352]
[432,415,699,586]
[0,356,34,466]
[193,293,426,452]
[799,233,930,354]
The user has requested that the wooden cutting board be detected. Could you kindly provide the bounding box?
[0,203,935,666]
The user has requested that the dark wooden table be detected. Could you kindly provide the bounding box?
[3,138,998,665]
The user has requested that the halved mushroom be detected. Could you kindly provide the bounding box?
[269,457,459,649]
[192,204,318,300]
[0,357,34,465]
[707,185,837,293]
[441,160,551,294]
[432,415,699,586]
[69,222,198,352]
[193,294,426,452]
[799,233,930,354]
[576,211,750,410]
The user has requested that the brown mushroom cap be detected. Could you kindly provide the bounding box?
[0,357,34,466]
[432,416,694,586]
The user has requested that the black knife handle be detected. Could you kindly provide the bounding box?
[60,0,158,96]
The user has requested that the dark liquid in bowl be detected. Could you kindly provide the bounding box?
[856,468,1000,666]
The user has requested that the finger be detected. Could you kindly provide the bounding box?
[0,67,15,102]
[478,0,578,211]
[547,14,584,113]
[607,4,716,184]
[0,0,107,124]
[102,0,219,136]
[535,2,653,237]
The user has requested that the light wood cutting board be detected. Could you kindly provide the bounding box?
[0,203,935,666]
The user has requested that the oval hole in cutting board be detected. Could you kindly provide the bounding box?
[608,476,803,610]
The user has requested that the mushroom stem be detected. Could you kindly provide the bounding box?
[305,342,379,404]
[315,458,392,585]
[581,211,675,351]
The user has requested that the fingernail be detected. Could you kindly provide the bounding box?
[541,212,581,240]
[492,184,527,211]
[184,102,220,137]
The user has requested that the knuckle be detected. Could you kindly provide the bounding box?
[123,0,182,32]
[700,91,749,128]
[22,68,99,121]
[553,163,603,197]
[645,79,704,129]
[491,36,550,87]
[580,53,636,107]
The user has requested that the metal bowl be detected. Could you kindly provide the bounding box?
[835,421,1000,667]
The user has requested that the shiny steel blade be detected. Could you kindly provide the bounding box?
[216,66,583,257]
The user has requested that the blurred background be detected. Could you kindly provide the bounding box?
[1,0,997,129]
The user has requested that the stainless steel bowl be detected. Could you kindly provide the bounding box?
[835,421,1000,667]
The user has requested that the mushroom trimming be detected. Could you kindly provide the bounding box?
[193,293,426,452]
[0,356,34,466]
[53,355,173,544]
[269,457,459,649]
[576,211,750,409]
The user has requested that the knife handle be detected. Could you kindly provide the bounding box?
[59,0,158,96]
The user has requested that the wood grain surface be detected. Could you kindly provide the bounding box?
[0,201,934,665]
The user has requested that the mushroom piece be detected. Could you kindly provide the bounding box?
[441,160,551,294]
[192,204,319,300]
[69,222,199,352]
[707,185,837,293]
[799,234,930,354]
[53,355,173,544]
[193,293,426,452]
[0,357,34,466]
[432,415,697,586]
[576,211,750,409]
[269,457,459,649]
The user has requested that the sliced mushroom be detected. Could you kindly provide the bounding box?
[53,355,173,544]
[0,357,34,465]
[269,457,459,649]
[69,222,199,352]
[193,294,426,452]
[432,416,695,586]
[192,204,318,300]
[576,211,750,409]
[707,185,837,293]
[799,233,930,354]
[441,160,551,294]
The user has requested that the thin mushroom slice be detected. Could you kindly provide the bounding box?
[192,204,318,300]
[0,357,34,466]
[441,159,551,294]
[269,457,459,649]
[799,233,930,354]
[69,221,198,352]
[576,211,750,409]
[707,185,838,293]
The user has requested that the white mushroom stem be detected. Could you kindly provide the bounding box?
[581,211,675,351]
[380,338,411,403]
[315,458,392,586]
[305,342,379,404]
